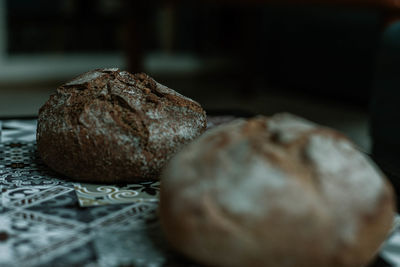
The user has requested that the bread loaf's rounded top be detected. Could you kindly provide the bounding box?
[37,68,206,182]
[163,113,387,245]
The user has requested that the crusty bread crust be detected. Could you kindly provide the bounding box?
[37,69,206,183]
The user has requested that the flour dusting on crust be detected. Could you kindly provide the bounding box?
[266,113,316,143]
[306,134,384,243]
[37,68,207,183]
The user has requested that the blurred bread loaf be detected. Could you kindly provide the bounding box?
[160,113,396,267]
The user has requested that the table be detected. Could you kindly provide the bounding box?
[0,118,399,267]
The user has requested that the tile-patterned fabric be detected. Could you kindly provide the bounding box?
[0,119,399,267]
[74,181,159,207]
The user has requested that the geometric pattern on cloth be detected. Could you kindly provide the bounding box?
[73,181,159,207]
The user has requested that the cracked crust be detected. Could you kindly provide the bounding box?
[36,69,207,183]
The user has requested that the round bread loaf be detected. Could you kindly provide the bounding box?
[37,68,206,183]
[160,113,396,267]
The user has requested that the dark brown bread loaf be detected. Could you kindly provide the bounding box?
[160,113,396,267]
[37,68,206,183]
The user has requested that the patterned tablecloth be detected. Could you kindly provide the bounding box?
[0,119,399,267]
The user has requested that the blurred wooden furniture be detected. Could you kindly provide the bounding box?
[124,1,400,73]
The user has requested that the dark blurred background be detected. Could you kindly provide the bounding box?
[1,0,400,158]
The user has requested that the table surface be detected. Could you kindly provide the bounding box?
[0,118,399,267]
